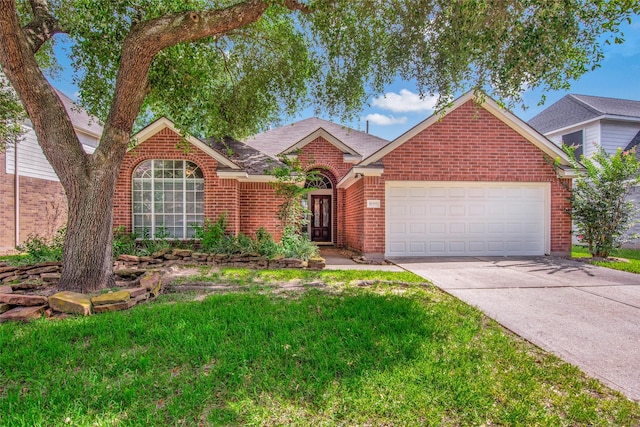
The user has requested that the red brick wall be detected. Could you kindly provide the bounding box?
[343,178,364,252]
[297,137,352,181]
[372,100,572,254]
[362,176,386,256]
[114,128,238,233]
[0,152,67,253]
[239,182,283,240]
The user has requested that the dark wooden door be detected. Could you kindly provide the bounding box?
[310,195,331,242]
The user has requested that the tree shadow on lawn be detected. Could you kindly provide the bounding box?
[1,288,638,426]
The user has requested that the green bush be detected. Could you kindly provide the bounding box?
[113,226,137,257]
[278,226,320,260]
[255,227,279,258]
[16,227,66,264]
[136,227,172,256]
[193,213,229,252]
[565,145,640,257]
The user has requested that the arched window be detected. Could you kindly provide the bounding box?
[304,174,333,189]
[132,160,204,239]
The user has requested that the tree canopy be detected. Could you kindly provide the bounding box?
[1,0,638,292]
[8,0,639,139]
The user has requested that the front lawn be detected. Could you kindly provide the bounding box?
[1,269,638,426]
[573,245,640,274]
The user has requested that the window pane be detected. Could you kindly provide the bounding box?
[132,159,204,239]
[133,160,152,178]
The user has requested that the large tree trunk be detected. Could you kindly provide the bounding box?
[59,164,120,292]
[1,0,308,293]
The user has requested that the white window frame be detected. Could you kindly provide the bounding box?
[132,159,204,239]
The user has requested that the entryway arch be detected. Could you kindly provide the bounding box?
[304,169,336,244]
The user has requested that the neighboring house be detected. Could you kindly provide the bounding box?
[528,94,640,158]
[114,92,576,258]
[0,90,102,253]
[529,94,640,244]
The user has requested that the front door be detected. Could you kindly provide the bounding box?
[310,195,331,242]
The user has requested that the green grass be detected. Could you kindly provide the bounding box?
[573,245,640,274]
[173,266,425,286]
[1,269,639,426]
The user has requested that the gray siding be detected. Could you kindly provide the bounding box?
[5,127,97,182]
[600,120,640,155]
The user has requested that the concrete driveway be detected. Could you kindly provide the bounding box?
[392,256,640,401]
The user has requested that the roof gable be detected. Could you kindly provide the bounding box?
[529,94,640,134]
[360,91,574,168]
[243,117,389,159]
[131,117,240,170]
[281,127,360,156]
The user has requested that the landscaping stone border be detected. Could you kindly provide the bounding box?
[0,271,162,323]
[114,249,325,270]
[0,249,325,323]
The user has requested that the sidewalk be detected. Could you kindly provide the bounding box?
[319,247,403,272]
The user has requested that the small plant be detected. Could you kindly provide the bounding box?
[269,156,318,232]
[255,227,279,258]
[16,227,65,264]
[278,226,320,260]
[193,213,229,252]
[112,226,137,257]
[137,226,172,256]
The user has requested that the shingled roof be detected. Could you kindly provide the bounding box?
[242,117,390,159]
[204,136,285,175]
[529,94,640,134]
[55,90,103,145]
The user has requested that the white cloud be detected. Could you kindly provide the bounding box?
[363,113,407,126]
[372,89,438,113]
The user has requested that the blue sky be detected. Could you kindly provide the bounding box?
[50,16,640,142]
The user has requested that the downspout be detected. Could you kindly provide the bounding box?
[14,136,19,248]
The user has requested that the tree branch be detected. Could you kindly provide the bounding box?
[100,0,308,158]
[22,0,63,53]
[0,0,87,189]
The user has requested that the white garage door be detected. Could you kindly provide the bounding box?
[386,182,549,257]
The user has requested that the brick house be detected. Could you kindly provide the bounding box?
[0,91,102,254]
[114,92,577,258]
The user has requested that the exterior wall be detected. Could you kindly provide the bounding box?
[600,120,640,154]
[545,121,600,158]
[0,150,67,253]
[5,127,97,181]
[372,100,573,255]
[343,179,364,252]
[362,176,386,256]
[114,128,239,234]
[239,182,283,240]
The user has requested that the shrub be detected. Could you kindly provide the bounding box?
[278,226,320,260]
[255,227,279,258]
[193,213,229,252]
[565,144,640,257]
[16,227,65,264]
[113,226,137,257]
[136,226,172,256]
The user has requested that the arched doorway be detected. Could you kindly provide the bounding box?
[305,172,334,243]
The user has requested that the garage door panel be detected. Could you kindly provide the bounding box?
[386,182,547,256]
[449,223,465,233]
[430,223,445,233]
[449,205,466,216]
[448,241,466,252]
[469,223,485,233]
[430,241,446,252]
[410,205,426,216]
